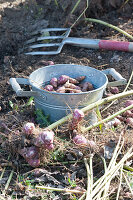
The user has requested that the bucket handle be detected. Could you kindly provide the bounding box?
[10,68,126,96]
[102,68,127,87]
[9,78,38,96]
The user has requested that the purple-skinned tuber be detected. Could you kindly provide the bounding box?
[73,109,85,122]
[125,100,133,112]
[44,85,54,91]
[57,75,69,85]
[122,110,133,118]
[106,118,121,128]
[82,82,94,92]
[19,146,40,168]
[73,134,96,149]
[50,77,58,88]
[19,146,39,160]
[27,158,40,168]
[34,130,54,150]
[23,122,35,135]
[110,87,119,94]
[56,86,66,93]
[125,118,133,127]
[73,135,88,145]
[69,109,85,130]
[57,75,79,85]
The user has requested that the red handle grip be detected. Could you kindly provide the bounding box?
[99,40,130,51]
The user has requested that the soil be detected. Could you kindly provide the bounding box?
[0,0,133,199]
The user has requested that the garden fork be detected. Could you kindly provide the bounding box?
[24,28,133,55]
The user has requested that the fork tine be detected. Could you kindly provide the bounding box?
[25,51,59,55]
[25,36,64,45]
[24,28,71,55]
[31,28,70,35]
[28,43,60,49]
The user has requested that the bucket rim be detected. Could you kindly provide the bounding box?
[29,64,108,95]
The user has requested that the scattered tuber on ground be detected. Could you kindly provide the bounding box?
[73,109,85,122]
[87,140,96,148]
[125,118,133,127]
[19,146,39,160]
[19,146,40,168]
[73,135,88,145]
[23,122,35,135]
[125,100,133,112]
[27,158,40,168]
[39,60,54,66]
[113,118,121,127]
[106,118,121,128]
[73,134,96,149]
[116,115,124,122]
[69,109,85,130]
[110,87,119,94]
[122,110,133,117]
[34,129,54,150]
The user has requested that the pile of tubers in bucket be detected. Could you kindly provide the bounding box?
[42,75,95,93]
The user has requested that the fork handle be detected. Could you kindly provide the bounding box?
[65,37,133,52]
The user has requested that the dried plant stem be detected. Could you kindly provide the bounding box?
[70,0,90,29]
[71,0,81,14]
[22,159,87,167]
[90,155,93,196]
[122,172,133,196]
[102,157,110,199]
[116,164,123,200]
[0,168,6,180]
[79,193,86,200]
[0,196,6,200]
[82,103,133,132]
[84,158,92,199]
[0,155,10,185]
[35,185,85,194]
[85,18,133,40]
[108,135,124,170]
[123,165,133,172]
[54,0,58,6]
[120,0,131,9]
[124,70,133,92]
[47,90,133,130]
[83,136,133,199]
[93,135,122,189]
[92,148,133,199]
[3,169,14,194]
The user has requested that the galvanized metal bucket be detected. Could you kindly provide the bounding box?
[9,64,126,122]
